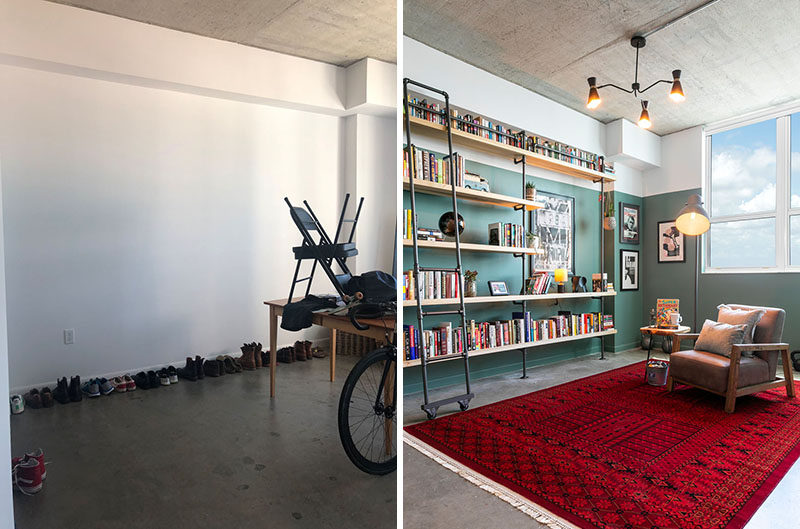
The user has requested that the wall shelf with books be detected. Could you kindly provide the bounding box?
[402,329,618,368]
[402,238,544,255]
[408,116,615,183]
[402,290,617,308]
[402,177,544,211]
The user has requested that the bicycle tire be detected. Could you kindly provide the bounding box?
[338,346,397,475]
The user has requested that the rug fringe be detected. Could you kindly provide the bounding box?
[404,432,579,529]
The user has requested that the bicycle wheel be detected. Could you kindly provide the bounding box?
[338,346,397,475]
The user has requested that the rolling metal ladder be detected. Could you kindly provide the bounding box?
[403,78,474,419]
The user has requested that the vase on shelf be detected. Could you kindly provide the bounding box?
[465,279,477,298]
[525,183,536,201]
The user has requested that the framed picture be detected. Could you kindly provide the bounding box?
[619,202,640,244]
[488,281,509,296]
[620,250,639,291]
[532,191,574,274]
[658,220,685,263]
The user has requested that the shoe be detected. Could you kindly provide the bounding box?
[304,341,314,360]
[81,379,100,398]
[195,356,205,380]
[217,359,226,376]
[111,376,127,393]
[53,377,70,404]
[260,349,270,366]
[277,346,295,364]
[133,371,149,389]
[41,387,55,407]
[68,376,83,402]
[12,457,42,494]
[24,389,42,409]
[157,369,170,386]
[219,356,237,374]
[230,355,243,372]
[10,395,24,415]
[98,378,114,395]
[203,359,221,377]
[253,342,263,368]
[239,344,256,370]
[146,371,159,389]
[294,341,306,361]
[312,346,327,359]
[167,366,178,384]
[123,374,136,391]
[12,448,46,481]
[178,358,197,381]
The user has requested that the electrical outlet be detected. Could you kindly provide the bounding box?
[63,329,75,345]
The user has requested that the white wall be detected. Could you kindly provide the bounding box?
[0,159,12,527]
[643,126,704,195]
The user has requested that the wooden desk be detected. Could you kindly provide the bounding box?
[264,299,396,397]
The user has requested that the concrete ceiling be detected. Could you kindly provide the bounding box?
[404,0,800,136]
[46,0,396,66]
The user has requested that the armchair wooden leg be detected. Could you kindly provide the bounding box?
[781,348,796,398]
[725,349,741,413]
[666,376,674,392]
[724,392,736,413]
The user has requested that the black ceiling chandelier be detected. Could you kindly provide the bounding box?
[586,35,685,129]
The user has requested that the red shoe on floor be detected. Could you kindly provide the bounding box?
[12,448,46,481]
[12,457,43,494]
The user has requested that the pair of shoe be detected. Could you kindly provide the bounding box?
[111,375,137,392]
[11,448,46,495]
[132,371,161,390]
[277,346,295,363]
[216,355,242,374]
[10,395,24,415]
[24,388,53,409]
[293,340,313,361]
[203,358,227,377]
[54,376,83,404]
[239,342,264,370]
[178,356,206,382]
[156,367,178,385]
[81,378,114,398]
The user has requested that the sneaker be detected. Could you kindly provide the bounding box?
[111,376,127,393]
[146,371,159,389]
[123,374,136,391]
[12,458,42,494]
[41,387,55,407]
[53,377,70,404]
[10,395,24,415]
[98,378,114,396]
[167,366,178,384]
[203,359,221,377]
[157,369,170,386]
[12,448,46,481]
[81,379,100,398]
[24,389,42,409]
[133,371,149,389]
[68,376,82,402]
[178,358,197,382]
[195,356,205,380]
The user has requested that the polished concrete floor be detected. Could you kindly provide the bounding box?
[11,354,396,529]
[403,349,800,529]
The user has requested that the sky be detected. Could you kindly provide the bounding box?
[708,116,800,267]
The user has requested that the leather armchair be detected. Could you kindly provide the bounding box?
[667,304,795,413]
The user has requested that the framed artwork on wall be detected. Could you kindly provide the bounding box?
[620,249,639,291]
[532,191,575,274]
[658,220,685,263]
[620,202,640,244]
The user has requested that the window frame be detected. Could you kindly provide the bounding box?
[703,103,800,274]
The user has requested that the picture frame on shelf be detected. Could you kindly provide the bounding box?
[657,220,685,263]
[488,281,509,296]
[532,191,575,273]
[620,249,639,291]
[619,202,640,244]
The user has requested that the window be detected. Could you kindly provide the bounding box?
[705,109,800,272]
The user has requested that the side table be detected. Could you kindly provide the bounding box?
[639,325,691,380]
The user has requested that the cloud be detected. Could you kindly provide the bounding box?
[711,144,775,216]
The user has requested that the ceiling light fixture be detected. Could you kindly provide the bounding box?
[586,35,685,129]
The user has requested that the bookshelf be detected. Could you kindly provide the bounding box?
[402,290,617,307]
[403,329,618,368]
[402,177,544,211]
[402,238,544,255]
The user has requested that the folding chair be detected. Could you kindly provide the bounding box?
[285,194,364,302]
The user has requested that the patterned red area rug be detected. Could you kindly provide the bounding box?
[405,362,800,529]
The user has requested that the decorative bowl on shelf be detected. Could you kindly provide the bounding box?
[438,211,465,237]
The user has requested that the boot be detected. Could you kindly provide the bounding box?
[203,359,221,377]
[294,341,306,361]
[277,346,294,363]
[53,377,70,404]
[195,355,205,379]
[303,341,313,361]
[253,342,263,368]
[178,357,197,381]
[68,376,82,402]
[240,344,256,370]
[261,349,270,366]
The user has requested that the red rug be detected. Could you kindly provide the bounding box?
[405,362,800,529]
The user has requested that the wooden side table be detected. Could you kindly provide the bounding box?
[640,325,691,380]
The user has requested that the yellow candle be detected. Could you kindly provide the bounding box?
[554,268,567,283]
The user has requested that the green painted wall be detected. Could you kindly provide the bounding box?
[403,155,642,394]
[643,188,800,350]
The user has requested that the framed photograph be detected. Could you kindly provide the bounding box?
[620,250,639,291]
[532,191,575,274]
[658,220,685,263]
[487,281,509,296]
[619,202,640,244]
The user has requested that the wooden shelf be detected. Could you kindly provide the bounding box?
[409,116,615,183]
[402,329,618,367]
[402,177,544,211]
[403,239,543,255]
[402,290,617,307]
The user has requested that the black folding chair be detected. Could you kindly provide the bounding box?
[285,194,364,302]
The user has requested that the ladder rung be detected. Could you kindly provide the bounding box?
[341,219,357,223]
[422,309,463,317]
[419,266,459,272]
[294,276,312,282]
[425,353,467,364]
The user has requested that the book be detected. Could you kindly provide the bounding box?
[656,299,679,328]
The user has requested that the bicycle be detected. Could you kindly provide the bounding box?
[337,302,397,475]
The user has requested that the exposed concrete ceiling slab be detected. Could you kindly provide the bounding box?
[46,0,396,66]
[404,0,800,135]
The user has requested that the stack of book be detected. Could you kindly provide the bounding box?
[403,270,460,301]
[488,222,525,248]
[525,272,552,294]
[403,146,465,187]
[406,97,446,125]
[404,311,609,361]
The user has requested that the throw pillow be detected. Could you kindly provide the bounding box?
[694,319,747,358]
[717,304,765,343]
